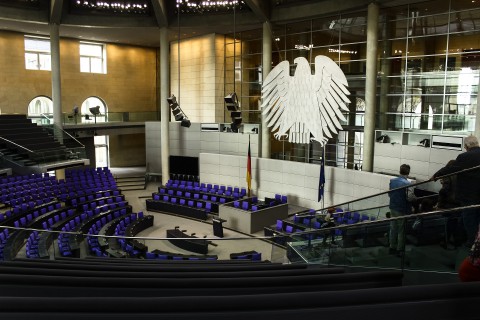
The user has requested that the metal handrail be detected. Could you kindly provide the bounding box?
[0,137,34,153]
[45,124,85,148]
[290,204,470,237]
[310,163,480,215]
[39,113,52,124]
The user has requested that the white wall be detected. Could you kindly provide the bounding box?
[145,122,162,173]
[145,121,259,174]
[374,142,462,192]
[199,153,392,213]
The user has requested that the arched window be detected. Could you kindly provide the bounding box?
[27,96,53,125]
[80,96,107,123]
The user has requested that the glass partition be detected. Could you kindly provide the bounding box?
[3,225,282,263]
[61,111,159,125]
[284,167,478,274]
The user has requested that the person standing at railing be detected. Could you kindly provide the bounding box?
[432,135,480,248]
[388,164,415,257]
[435,160,463,249]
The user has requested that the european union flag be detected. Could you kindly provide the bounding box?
[318,149,325,202]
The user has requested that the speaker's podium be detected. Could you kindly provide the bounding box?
[212,218,227,238]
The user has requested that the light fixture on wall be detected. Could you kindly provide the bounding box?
[167,94,191,128]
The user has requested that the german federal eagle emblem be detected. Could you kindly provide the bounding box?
[261,55,350,146]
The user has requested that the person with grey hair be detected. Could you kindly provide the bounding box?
[433,135,480,248]
[388,164,415,256]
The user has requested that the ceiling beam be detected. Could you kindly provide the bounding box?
[151,0,169,28]
[50,0,63,24]
[244,0,271,22]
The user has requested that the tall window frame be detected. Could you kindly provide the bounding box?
[80,42,106,74]
[24,36,51,71]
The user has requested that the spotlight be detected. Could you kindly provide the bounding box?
[167,94,191,128]
[89,106,101,115]
[88,106,101,123]
[231,111,242,125]
[224,92,239,111]
[224,92,242,132]
[181,118,191,128]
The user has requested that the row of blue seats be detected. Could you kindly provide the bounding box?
[145,251,218,260]
[41,207,78,231]
[0,173,53,186]
[25,231,40,258]
[165,181,247,197]
[65,166,110,176]
[76,195,124,211]
[156,190,230,204]
[89,211,142,257]
[61,189,120,204]
[13,203,63,229]
[153,194,213,212]
[0,229,10,260]
[273,193,288,204]
[57,206,128,257]
[0,197,56,221]
[233,199,260,211]
[1,180,117,206]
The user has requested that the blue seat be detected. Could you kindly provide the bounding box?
[285,225,293,233]
[145,252,156,259]
[276,220,283,231]
[242,201,249,210]
[251,252,262,261]
[205,202,212,212]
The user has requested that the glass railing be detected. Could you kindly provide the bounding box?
[61,111,159,125]
[42,124,87,162]
[0,225,283,263]
[285,166,480,275]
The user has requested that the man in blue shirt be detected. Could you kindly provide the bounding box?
[389,164,414,256]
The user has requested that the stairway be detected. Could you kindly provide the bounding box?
[114,175,146,191]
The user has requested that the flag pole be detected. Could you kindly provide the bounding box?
[246,135,252,198]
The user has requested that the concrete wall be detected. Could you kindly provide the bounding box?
[109,133,146,167]
[145,121,260,175]
[200,153,393,215]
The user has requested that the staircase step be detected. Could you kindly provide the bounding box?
[115,176,145,180]
[116,182,145,187]
[119,186,146,191]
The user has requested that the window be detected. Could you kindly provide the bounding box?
[80,42,106,74]
[80,96,107,123]
[24,36,51,71]
[27,96,53,125]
